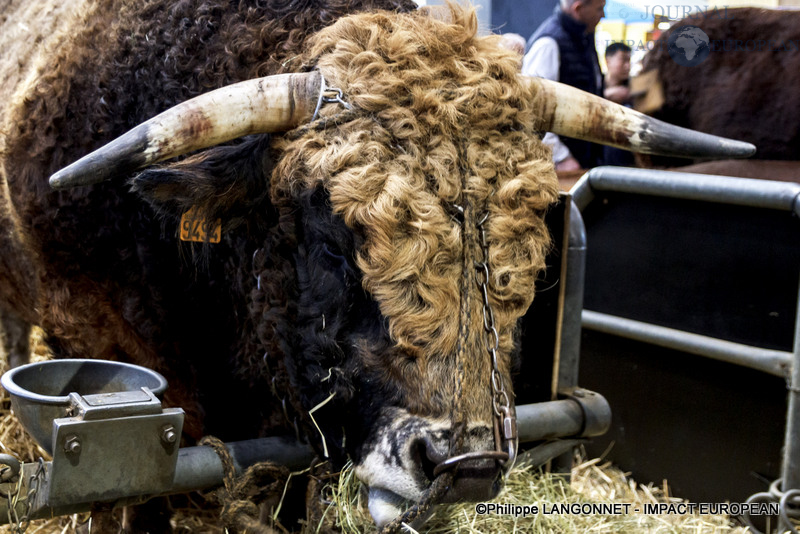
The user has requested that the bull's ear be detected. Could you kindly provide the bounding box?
[128,135,273,225]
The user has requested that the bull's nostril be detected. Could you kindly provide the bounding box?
[447,466,503,502]
[442,457,504,503]
[412,437,447,483]
[433,450,508,477]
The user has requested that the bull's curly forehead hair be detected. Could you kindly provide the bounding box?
[274,4,559,359]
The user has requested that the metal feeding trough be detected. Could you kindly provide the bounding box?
[0,358,319,525]
[1,359,184,507]
[1,359,169,454]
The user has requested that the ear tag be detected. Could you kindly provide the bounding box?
[179,207,222,243]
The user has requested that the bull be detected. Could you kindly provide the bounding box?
[0,0,753,530]
[638,7,800,166]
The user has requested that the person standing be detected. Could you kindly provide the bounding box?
[603,42,632,105]
[522,0,606,171]
[602,42,636,166]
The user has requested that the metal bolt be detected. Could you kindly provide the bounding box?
[64,435,82,454]
[573,389,586,398]
[161,425,177,444]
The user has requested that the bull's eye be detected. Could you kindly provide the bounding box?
[321,243,347,265]
[320,242,351,280]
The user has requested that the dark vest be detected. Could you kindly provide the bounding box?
[528,8,604,168]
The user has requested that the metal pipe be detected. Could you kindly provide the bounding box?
[558,201,587,392]
[0,396,611,524]
[517,400,582,442]
[781,271,800,491]
[570,172,594,212]
[170,436,315,494]
[582,309,793,378]
[0,437,316,524]
[517,394,610,442]
[774,271,800,533]
[573,166,800,213]
[551,199,589,475]
[516,439,585,469]
[775,267,800,534]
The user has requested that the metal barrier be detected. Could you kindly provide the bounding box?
[573,166,800,533]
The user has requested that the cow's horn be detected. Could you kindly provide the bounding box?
[526,77,756,159]
[49,71,323,189]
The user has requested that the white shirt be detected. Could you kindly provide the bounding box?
[521,37,572,164]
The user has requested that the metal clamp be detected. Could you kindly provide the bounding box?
[743,478,800,534]
[311,73,351,122]
[67,388,163,421]
[560,387,612,438]
[46,390,185,507]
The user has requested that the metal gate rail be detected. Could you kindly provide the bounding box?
[582,310,793,378]
[573,166,800,532]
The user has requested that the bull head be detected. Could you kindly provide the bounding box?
[48,6,754,529]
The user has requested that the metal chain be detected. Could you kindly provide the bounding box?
[2,457,45,534]
[1,454,22,533]
[743,478,800,534]
[321,87,351,110]
[474,212,518,469]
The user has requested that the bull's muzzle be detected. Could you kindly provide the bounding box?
[358,415,509,527]
[433,451,507,504]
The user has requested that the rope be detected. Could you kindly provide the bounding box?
[376,471,455,534]
[284,109,362,141]
[305,460,341,534]
[200,436,290,534]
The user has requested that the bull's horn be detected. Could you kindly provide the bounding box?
[526,77,756,159]
[49,71,323,189]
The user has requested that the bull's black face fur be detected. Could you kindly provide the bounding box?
[288,186,382,463]
[133,137,411,471]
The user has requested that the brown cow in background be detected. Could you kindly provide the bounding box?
[637,8,800,170]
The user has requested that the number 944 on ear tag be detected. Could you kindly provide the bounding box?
[180,207,222,243]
